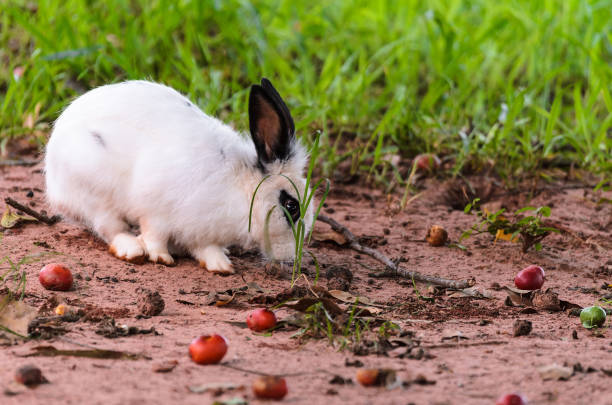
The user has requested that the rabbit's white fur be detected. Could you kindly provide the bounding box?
[45,80,312,274]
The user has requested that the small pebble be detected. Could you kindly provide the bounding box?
[513,319,532,337]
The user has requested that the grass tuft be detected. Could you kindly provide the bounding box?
[1,0,611,179]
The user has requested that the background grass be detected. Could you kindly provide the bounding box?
[1,0,611,182]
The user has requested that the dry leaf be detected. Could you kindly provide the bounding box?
[1,206,37,228]
[503,287,535,307]
[447,287,494,299]
[441,330,469,341]
[495,229,519,243]
[281,297,344,316]
[504,287,578,312]
[0,295,38,339]
[327,290,384,315]
[215,293,235,307]
[312,229,347,245]
[538,364,573,381]
[152,360,178,373]
[327,290,375,306]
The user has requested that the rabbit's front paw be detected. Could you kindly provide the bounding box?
[148,251,175,266]
[109,233,146,264]
[195,245,234,275]
[136,233,175,266]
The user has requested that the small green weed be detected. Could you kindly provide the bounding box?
[377,320,400,339]
[292,300,399,351]
[250,133,330,287]
[461,199,560,252]
[1,256,30,302]
[411,276,435,303]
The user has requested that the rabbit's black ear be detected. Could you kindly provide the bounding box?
[249,78,295,165]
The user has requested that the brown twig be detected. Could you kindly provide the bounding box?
[4,197,61,225]
[422,340,508,350]
[317,214,474,289]
[0,159,41,167]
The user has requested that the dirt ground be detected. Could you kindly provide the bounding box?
[1,159,611,405]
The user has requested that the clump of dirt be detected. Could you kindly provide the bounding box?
[136,288,165,316]
[326,265,353,291]
[513,319,532,336]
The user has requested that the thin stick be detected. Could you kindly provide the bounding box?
[4,197,60,225]
[0,159,41,167]
[317,214,474,289]
[422,340,507,349]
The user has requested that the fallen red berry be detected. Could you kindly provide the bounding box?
[246,308,277,332]
[188,334,228,365]
[495,393,528,405]
[514,265,545,290]
[414,153,441,171]
[252,376,288,400]
[39,263,73,291]
[426,225,448,247]
[15,365,48,386]
[356,369,380,386]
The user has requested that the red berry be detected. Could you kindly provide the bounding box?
[426,225,448,247]
[188,334,228,365]
[252,376,288,400]
[15,365,47,386]
[356,369,380,386]
[39,263,73,291]
[414,154,441,171]
[495,393,527,405]
[514,265,545,290]
[246,308,277,332]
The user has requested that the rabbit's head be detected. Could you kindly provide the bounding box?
[247,79,314,261]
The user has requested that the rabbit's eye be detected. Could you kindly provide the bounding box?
[284,199,299,218]
[279,190,300,224]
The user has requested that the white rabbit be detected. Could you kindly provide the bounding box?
[45,78,312,274]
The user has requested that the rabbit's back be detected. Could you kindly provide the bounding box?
[45,81,246,236]
[50,81,226,152]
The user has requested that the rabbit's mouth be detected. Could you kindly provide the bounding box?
[263,239,296,262]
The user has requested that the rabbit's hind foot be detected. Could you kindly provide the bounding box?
[195,245,234,275]
[137,219,175,266]
[109,233,147,264]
